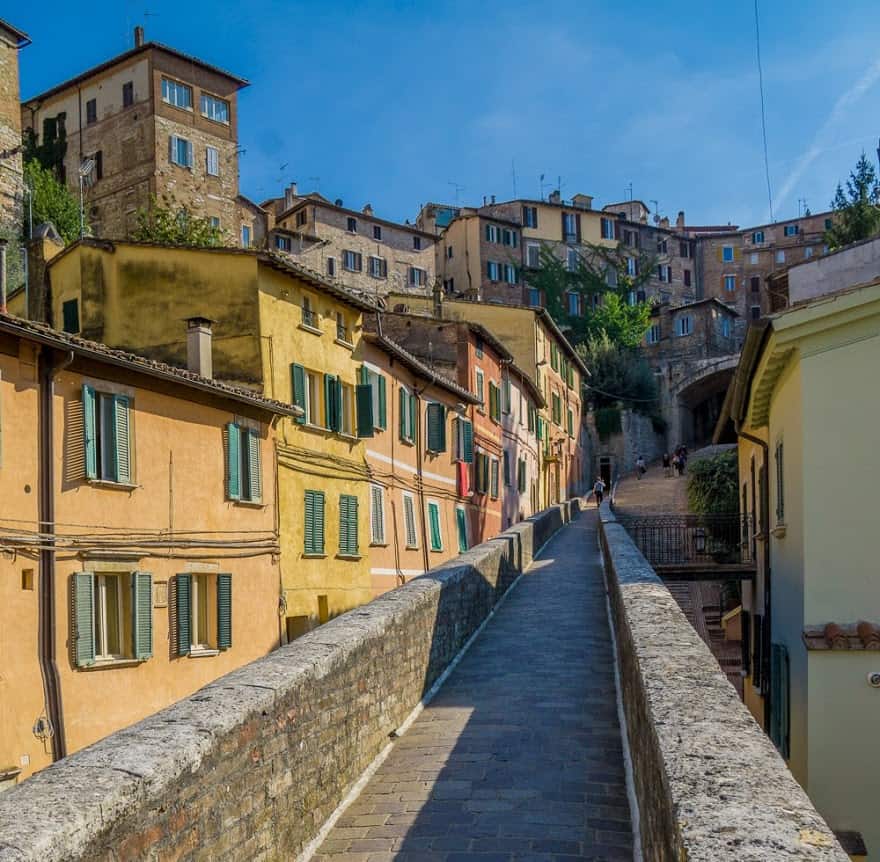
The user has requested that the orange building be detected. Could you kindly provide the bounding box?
[0,315,294,786]
[360,332,479,595]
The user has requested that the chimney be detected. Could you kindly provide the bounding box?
[549,190,561,204]
[186,317,213,379]
[134,26,144,48]
[676,210,685,230]
[572,193,593,210]
[284,182,298,210]
[660,216,670,229]
[363,203,373,215]
[490,195,496,205]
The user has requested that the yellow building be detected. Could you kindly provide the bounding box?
[47,239,379,639]
[720,281,880,858]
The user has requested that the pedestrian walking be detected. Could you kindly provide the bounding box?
[662,452,671,477]
[672,453,681,476]
[635,455,646,480]
[593,476,606,506]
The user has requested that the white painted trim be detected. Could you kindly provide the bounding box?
[366,449,456,488]
[369,567,425,577]
[362,360,383,375]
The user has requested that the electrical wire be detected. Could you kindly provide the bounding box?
[754,0,775,221]
[584,382,659,403]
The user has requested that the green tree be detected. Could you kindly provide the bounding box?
[23,158,83,244]
[686,450,739,515]
[825,152,880,249]
[525,241,656,348]
[130,195,224,247]
[578,332,660,411]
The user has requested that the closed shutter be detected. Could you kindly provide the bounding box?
[456,508,468,552]
[131,571,153,660]
[426,402,446,452]
[488,384,497,422]
[770,644,790,758]
[518,459,526,493]
[403,495,417,548]
[217,573,232,649]
[502,377,511,413]
[176,573,192,656]
[503,451,510,487]
[225,423,241,500]
[291,363,306,424]
[461,420,474,463]
[83,385,97,479]
[377,375,387,429]
[185,139,194,168]
[339,494,359,556]
[356,384,374,437]
[399,388,408,440]
[304,490,325,555]
[428,503,442,551]
[575,213,582,243]
[324,375,340,431]
[560,211,567,240]
[247,429,262,502]
[113,395,131,483]
[73,572,96,667]
[370,485,385,544]
[490,459,499,499]
[409,391,416,442]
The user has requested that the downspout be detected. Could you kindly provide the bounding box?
[38,347,74,762]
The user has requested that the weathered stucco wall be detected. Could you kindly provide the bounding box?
[0,499,579,861]
[598,503,847,862]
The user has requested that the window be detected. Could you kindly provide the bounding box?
[290,366,321,426]
[402,492,418,548]
[776,250,785,263]
[623,229,637,248]
[720,317,731,338]
[487,261,500,281]
[503,229,518,248]
[161,78,193,109]
[606,268,618,287]
[657,264,671,283]
[626,257,637,277]
[783,224,798,237]
[550,342,559,372]
[72,571,153,666]
[526,243,540,268]
[566,248,578,271]
[475,336,484,358]
[453,417,474,463]
[567,292,580,316]
[86,98,97,125]
[200,93,229,123]
[304,490,325,555]
[338,494,359,556]
[722,245,734,262]
[475,369,485,405]
[444,277,454,292]
[368,256,387,278]
[358,366,387,431]
[724,275,736,292]
[295,210,307,227]
[335,311,350,344]
[675,315,693,337]
[475,452,490,494]
[373,224,382,240]
[503,263,517,284]
[679,241,690,258]
[206,146,219,176]
[503,451,511,487]
[562,212,579,242]
[751,305,761,320]
[339,382,354,436]
[275,234,292,252]
[657,239,668,255]
[522,205,538,228]
[408,266,427,286]
[752,230,764,244]
[122,81,134,107]
[683,269,692,287]
[488,382,501,423]
[428,501,443,551]
[327,257,336,277]
[552,392,561,425]
[456,507,468,553]
[824,218,833,230]
[600,217,615,240]
[517,458,527,493]
[426,402,447,452]
[490,458,499,499]
[567,407,574,438]
[646,323,661,344]
[225,423,262,503]
[209,217,220,229]
[804,246,813,259]
[343,250,363,272]
[399,386,416,443]
[62,298,80,334]
[94,150,103,180]
[750,276,760,293]
[241,225,251,248]
[82,386,132,484]
[528,288,541,307]
[769,643,790,759]
[369,485,385,544]
[413,236,422,250]
[750,253,759,265]
[346,216,357,233]
[301,295,318,329]
[168,135,193,168]
[485,224,500,243]
[446,246,453,258]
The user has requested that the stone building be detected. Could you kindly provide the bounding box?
[20,28,247,242]
[260,184,437,299]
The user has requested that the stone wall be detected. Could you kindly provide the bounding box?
[585,408,665,479]
[598,504,848,861]
[0,500,579,861]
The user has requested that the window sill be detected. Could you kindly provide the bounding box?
[84,657,145,670]
[334,338,354,350]
[302,553,327,559]
[233,499,265,509]
[298,323,323,337]
[370,542,388,548]
[771,524,787,539]
[429,548,444,554]
[400,438,415,447]
[336,554,362,561]
[162,101,194,114]
[87,479,139,491]
[404,545,419,551]
[188,648,220,658]
[201,114,230,127]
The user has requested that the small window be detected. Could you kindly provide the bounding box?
[373,224,382,240]
[209,217,220,229]
[657,239,668,255]
[751,276,760,293]
[528,288,541,307]
[751,305,761,320]
[122,81,134,107]
[408,266,426,286]
[347,216,357,233]
[206,146,219,177]
[199,93,229,123]
[168,135,193,168]
[402,492,418,548]
[368,256,387,279]
[456,507,468,552]
[600,217,615,240]
[752,230,764,244]
[776,250,785,263]
[722,245,734,262]
[720,317,731,338]
[522,205,538,228]
[724,275,736,292]
[683,269,692,287]
[370,485,385,544]
[504,263,517,284]
[336,311,349,343]
[86,98,97,125]
[626,257,637,277]
[343,250,363,272]
[679,241,690,258]
[676,315,693,337]
[804,246,813,259]
[82,387,132,484]
[487,261,500,281]
[241,225,251,248]
[62,298,80,334]
[475,368,485,405]
[301,295,318,329]
[225,423,262,503]
[413,235,422,250]
[774,441,785,524]
[526,243,540,268]
[399,386,416,442]
[646,323,661,344]
[563,212,578,242]
[327,257,336,277]
[783,224,798,237]
[161,77,193,109]
[566,248,578,271]
[567,292,580,316]
[295,210,307,227]
[824,218,833,230]
[275,234,292,252]
[475,336,484,358]
[446,246,453,258]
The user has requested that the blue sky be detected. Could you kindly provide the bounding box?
[14,1,880,228]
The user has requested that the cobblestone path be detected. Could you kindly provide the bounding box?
[314,509,634,862]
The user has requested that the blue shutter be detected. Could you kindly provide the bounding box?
[247,429,262,502]
[176,574,192,656]
[113,395,131,483]
[217,573,232,650]
[225,423,241,500]
[82,385,97,479]
[73,572,95,667]
[131,572,153,660]
[291,363,306,424]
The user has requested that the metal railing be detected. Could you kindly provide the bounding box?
[302,307,319,329]
[336,322,350,343]
[616,513,754,566]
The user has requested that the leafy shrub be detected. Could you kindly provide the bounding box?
[595,406,622,440]
[687,450,738,515]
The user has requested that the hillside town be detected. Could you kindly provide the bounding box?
[0,14,877,862]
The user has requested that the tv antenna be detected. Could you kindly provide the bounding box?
[447,181,465,206]
[539,173,546,200]
[651,199,660,224]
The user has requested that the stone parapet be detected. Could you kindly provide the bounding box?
[598,503,847,861]
[0,499,580,861]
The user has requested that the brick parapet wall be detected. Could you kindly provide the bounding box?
[0,499,580,861]
[597,503,847,861]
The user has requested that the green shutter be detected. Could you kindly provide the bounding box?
[462,420,473,464]
[305,490,325,555]
[324,375,340,431]
[426,402,446,453]
[490,458,499,498]
[359,365,369,385]
[339,494,358,556]
[176,573,192,656]
[536,417,544,441]
[377,375,387,429]
[73,572,95,667]
[503,451,510,486]
[131,571,153,660]
[225,423,241,500]
[113,395,131,483]
[502,377,511,413]
[247,429,262,502]
[456,508,468,552]
[770,644,790,758]
[82,385,97,479]
[567,408,574,438]
[291,363,306,424]
[428,502,442,551]
[399,387,407,440]
[217,573,232,650]
[408,391,416,442]
[356,384,374,437]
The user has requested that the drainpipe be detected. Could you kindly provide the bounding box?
[735,421,771,728]
[38,347,75,761]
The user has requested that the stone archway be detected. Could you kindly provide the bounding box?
[670,355,740,448]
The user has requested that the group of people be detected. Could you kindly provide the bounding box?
[662,445,689,477]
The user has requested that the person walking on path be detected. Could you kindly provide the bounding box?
[662,452,671,477]
[593,476,606,506]
[636,455,646,480]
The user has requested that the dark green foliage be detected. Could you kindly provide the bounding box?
[594,406,621,440]
[130,194,224,247]
[825,152,880,249]
[687,450,739,515]
[23,121,67,177]
[23,159,83,244]
[579,332,660,412]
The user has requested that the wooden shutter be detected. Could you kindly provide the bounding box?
[185,139,194,167]
[403,495,417,548]
[575,214,582,243]
[73,572,95,667]
[217,573,232,650]
[426,402,445,453]
[456,508,468,552]
[370,485,385,544]
[356,384,374,437]
[291,364,306,424]
[399,387,407,440]
[408,391,416,442]
[304,490,325,555]
[490,459,499,499]
[176,573,192,656]
[131,571,153,660]
[428,503,442,550]
[247,429,262,502]
[502,377,511,413]
[770,644,790,758]
[112,395,131,483]
[82,385,97,479]
[339,494,358,556]
[225,423,241,500]
[377,375,387,429]
[324,375,340,431]
[503,451,510,487]
[461,420,474,464]
[560,211,567,240]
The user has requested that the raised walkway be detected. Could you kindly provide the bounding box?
[314,508,634,862]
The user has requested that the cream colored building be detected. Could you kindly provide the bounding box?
[722,281,880,858]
